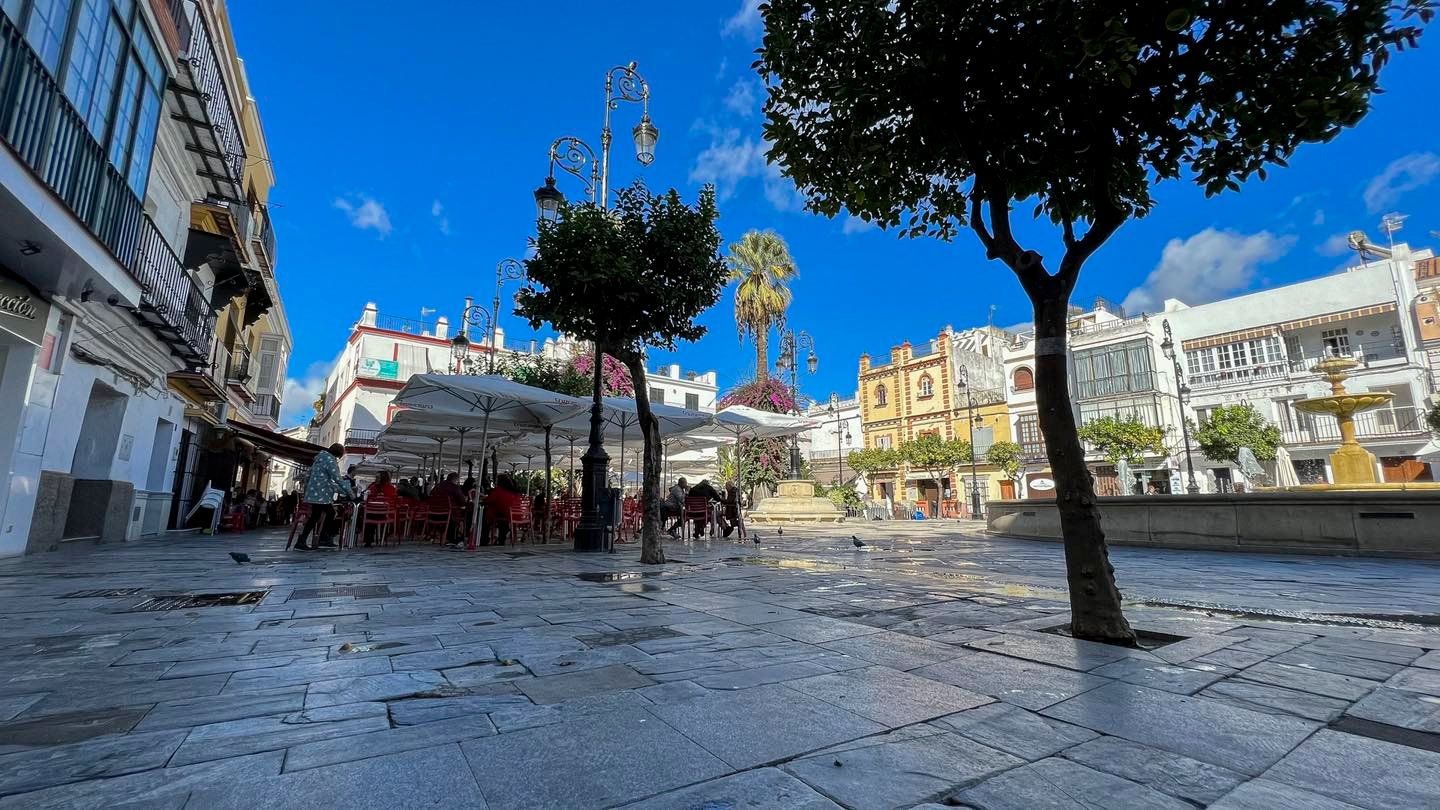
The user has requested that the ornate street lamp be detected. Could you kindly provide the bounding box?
[957,366,985,518]
[827,392,852,490]
[1161,318,1201,494]
[776,328,816,479]
[451,297,491,375]
[490,258,526,372]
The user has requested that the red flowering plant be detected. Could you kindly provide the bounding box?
[569,352,634,396]
[717,377,803,489]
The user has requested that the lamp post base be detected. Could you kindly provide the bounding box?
[574,445,610,552]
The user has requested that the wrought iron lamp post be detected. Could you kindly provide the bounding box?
[531,62,659,552]
[490,258,526,372]
[1161,318,1201,494]
[957,367,985,518]
[775,328,817,479]
[827,392,852,488]
[450,297,491,375]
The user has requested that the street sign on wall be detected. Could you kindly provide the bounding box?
[1025,473,1057,500]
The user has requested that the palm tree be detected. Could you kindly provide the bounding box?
[727,229,797,380]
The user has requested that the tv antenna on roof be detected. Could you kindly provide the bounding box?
[1380,212,1408,249]
[420,306,436,319]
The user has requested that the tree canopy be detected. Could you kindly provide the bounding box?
[1193,403,1283,463]
[847,446,901,478]
[898,433,973,486]
[727,230,797,380]
[985,440,1025,482]
[1077,415,1169,467]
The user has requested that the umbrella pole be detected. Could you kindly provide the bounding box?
[620,424,627,496]
[543,426,553,541]
[569,437,576,498]
[455,428,468,483]
[470,411,492,550]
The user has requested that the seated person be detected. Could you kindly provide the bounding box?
[480,474,522,546]
[367,470,398,501]
[396,477,420,499]
[662,477,689,537]
[686,478,721,536]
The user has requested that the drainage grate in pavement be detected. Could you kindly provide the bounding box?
[60,588,145,599]
[123,591,268,612]
[289,585,394,601]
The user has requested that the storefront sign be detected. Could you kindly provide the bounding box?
[358,357,400,380]
[0,275,49,347]
[1025,473,1057,500]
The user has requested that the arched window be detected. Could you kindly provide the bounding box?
[918,374,934,398]
[875,385,888,406]
[1013,367,1035,391]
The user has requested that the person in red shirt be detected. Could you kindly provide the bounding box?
[480,474,522,546]
[367,470,398,502]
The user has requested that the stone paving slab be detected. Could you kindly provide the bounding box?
[1201,678,1351,722]
[933,701,1096,761]
[647,683,885,769]
[1060,735,1246,805]
[617,767,842,809]
[187,744,487,809]
[954,756,1193,809]
[1089,657,1225,695]
[461,707,729,810]
[169,702,390,766]
[1208,778,1366,810]
[785,729,1022,809]
[915,651,1112,710]
[1040,682,1319,775]
[788,665,992,727]
[1236,660,1380,701]
[283,712,497,771]
[0,728,187,796]
[1345,686,1440,733]
[1265,728,1440,809]
[514,663,655,704]
[0,750,284,810]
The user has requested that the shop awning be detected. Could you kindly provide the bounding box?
[225,420,324,466]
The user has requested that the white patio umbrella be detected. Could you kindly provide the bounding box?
[686,405,819,509]
[387,375,590,546]
[1273,444,1301,488]
[553,397,712,494]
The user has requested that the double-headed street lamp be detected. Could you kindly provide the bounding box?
[776,328,817,479]
[533,62,658,220]
[957,366,985,518]
[450,297,491,374]
[532,61,659,552]
[490,258,526,372]
[1160,318,1201,494]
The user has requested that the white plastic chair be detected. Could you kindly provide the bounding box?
[184,484,226,534]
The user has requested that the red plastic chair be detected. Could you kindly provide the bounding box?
[360,499,399,546]
[421,499,454,544]
[682,497,711,540]
[509,501,535,545]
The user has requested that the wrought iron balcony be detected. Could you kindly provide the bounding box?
[168,6,245,200]
[249,394,280,423]
[226,345,253,385]
[0,12,144,267]
[131,216,215,366]
[345,428,381,450]
[251,206,276,276]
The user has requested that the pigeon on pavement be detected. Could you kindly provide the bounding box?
[851,536,866,548]
[228,552,250,564]
[753,534,761,545]
[777,527,783,536]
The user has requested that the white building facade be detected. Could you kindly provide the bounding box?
[803,393,863,486]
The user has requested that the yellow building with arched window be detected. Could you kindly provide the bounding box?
[857,325,1014,517]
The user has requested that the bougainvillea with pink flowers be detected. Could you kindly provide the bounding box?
[717,377,798,414]
[569,352,635,396]
[717,377,801,488]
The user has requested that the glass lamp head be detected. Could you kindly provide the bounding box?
[633,116,659,166]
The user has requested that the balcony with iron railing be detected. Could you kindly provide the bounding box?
[131,216,214,366]
[167,3,245,200]
[345,428,381,450]
[1279,405,1431,446]
[1070,314,1151,340]
[249,394,280,424]
[251,205,276,275]
[225,345,254,397]
[0,11,144,270]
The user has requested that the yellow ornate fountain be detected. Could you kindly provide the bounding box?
[1290,357,1394,486]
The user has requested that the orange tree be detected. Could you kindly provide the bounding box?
[755,1,1432,642]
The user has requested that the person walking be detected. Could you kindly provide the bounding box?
[293,443,351,551]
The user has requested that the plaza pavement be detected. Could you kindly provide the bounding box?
[0,523,1438,808]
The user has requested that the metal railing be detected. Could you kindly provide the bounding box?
[373,314,438,334]
[132,216,214,362]
[0,12,144,267]
[251,206,276,271]
[1070,314,1149,338]
[226,345,253,383]
[345,429,381,449]
[1188,362,1289,390]
[1280,405,1430,446]
[249,394,280,422]
[181,11,244,184]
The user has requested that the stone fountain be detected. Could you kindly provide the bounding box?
[1289,357,1440,490]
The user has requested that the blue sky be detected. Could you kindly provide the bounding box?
[227,2,1440,428]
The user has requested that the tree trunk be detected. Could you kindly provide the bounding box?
[756,328,769,381]
[1031,293,1135,644]
[622,353,666,564]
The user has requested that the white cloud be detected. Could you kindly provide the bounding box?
[1317,232,1352,256]
[1122,228,1296,314]
[841,214,877,234]
[721,0,762,37]
[690,124,805,212]
[431,199,451,235]
[279,358,334,428]
[723,80,758,117]
[1312,209,1325,226]
[334,195,391,236]
[1363,152,1440,213]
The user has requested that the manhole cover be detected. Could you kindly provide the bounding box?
[124,591,268,612]
[289,585,393,601]
[61,588,145,599]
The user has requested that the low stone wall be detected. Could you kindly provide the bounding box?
[986,491,1440,558]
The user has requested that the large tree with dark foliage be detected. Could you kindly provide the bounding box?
[755,0,1431,641]
[518,182,728,564]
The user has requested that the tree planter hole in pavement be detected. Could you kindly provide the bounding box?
[1037,622,1187,650]
[122,591,269,612]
